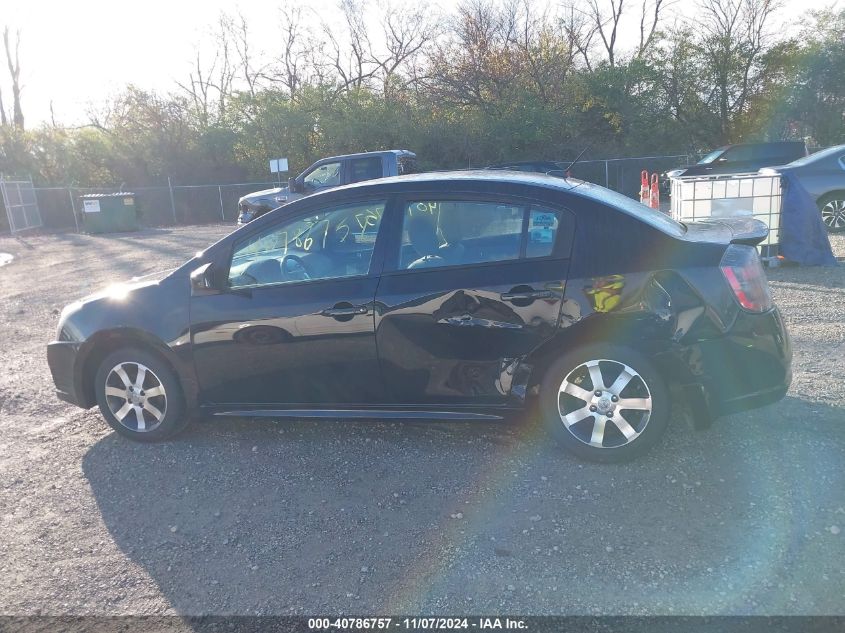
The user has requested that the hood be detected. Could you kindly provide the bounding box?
[240,186,288,204]
[759,165,793,175]
[76,267,177,304]
[79,278,161,304]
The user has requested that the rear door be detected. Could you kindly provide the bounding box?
[347,155,385,184]
[374,194,575,406]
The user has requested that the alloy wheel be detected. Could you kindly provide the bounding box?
[103,362,167,432]
[557,359,652,449]
[821,199,845,231]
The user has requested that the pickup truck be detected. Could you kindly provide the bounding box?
[237,150,417,224]
[662,141,808,193]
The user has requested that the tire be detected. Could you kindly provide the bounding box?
[818,192,845,233]
[538,344,670,462]
[94,347,189,442]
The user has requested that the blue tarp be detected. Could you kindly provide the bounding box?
[778,169,838,266]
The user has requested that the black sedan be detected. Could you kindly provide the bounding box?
[47,171,791,462]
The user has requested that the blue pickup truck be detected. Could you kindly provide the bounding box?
[237,150,417,224]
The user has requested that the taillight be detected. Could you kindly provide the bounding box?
[720,244,772,312]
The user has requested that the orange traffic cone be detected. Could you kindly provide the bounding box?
[640,170,649,205]
[650,173,660,209]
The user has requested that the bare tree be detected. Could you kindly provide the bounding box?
[503,0,579,100]
[321,0,379,92]
[179,52,215,127]
[3,26,24,128]
[376,1,439,96]
[224,12,266,98]
[560,2,599,70]
[637,0,671,57]
[698,0,781,141]
[0,85,7,126]
[178,16,235,127]
[268,6,321,99]
[563,0,670,67]
[586,0,625,67]
[423,0,512,111]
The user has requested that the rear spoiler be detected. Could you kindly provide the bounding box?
[683,217,769,246]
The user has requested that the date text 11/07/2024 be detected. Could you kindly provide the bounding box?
[308,617,528,630]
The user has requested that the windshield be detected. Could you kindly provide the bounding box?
[697,149,724,165]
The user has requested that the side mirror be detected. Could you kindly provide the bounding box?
[289,177,303,194]
[190,262,220,295]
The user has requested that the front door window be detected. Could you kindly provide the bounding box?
[303,161,342,191]
[229,201,386,288]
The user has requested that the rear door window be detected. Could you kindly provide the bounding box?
[395,199,571,270]
[398,200,524,269]
[348,157,383,183]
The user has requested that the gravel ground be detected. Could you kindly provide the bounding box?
[0,225,844,616]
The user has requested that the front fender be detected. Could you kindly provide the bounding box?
[57,275,198,409]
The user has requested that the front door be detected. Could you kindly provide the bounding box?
[375,196,574,406]
[190,198,388,405]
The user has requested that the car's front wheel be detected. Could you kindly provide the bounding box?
[94,347,189,441]
[818,192,845,233]
[539,344,670,462]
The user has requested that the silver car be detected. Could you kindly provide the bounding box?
[762,144,845,232]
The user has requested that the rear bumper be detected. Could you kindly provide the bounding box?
[718,381,790,416]
[47,341,90,408]
[670,306,792,422]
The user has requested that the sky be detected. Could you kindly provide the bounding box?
[1,0,842,126]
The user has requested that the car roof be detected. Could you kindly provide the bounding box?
[728,141,804,147]
[304,168,680,222]
[708,140,806,153]
[241,170,686,240]
[317,149,416,162]
[486,160,567,170]
[313,169,581,195]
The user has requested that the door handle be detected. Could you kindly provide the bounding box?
[321,305,368,317]
[500,289,553,302]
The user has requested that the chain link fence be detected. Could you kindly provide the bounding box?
[0,181,282,234]
[566,154,691,198]
[0,153,694,235]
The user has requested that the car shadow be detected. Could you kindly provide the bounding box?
[82,395,845,615]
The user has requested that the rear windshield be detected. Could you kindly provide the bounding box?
[575,185,686,237]
[397,155,417,175]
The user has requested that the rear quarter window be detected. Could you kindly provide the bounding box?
[573,186,686,237]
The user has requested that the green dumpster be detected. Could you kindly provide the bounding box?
[80,192,138,233]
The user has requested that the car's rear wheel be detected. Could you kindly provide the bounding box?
[94,348,189,441]
[818,192,845,233]
[539,344,670,462]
